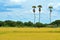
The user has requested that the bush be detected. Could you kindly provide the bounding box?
[34,22,46,28]
[16,21,24,27]
[24,21,33,27]
[0,21,4,27]
[4,20,16,27]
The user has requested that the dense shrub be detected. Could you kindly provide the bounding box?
[50,20,60,27]
[0,21,4,26]
[34,22,46,28]
[16,21,24,27]
[24,21,33,27]
[4,20,16,27]
[0,20,60,28]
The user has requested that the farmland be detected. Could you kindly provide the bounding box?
[0,27,60,40]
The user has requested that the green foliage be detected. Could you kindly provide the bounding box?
[0,20,60,28]
[24,21,33,27]
[16,21,24,27]
[34,22,46,28]
[0,21,4,26]
[4,20,16,27]
[51,20,60,27]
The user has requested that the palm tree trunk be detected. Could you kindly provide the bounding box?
[34,12,36,24]
[39,12,40,23]
[50,12,51,23]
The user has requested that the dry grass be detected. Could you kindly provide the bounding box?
[0,27,60,40]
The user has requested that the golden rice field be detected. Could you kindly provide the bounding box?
[0,27,60,40]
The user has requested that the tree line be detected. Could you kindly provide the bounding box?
[0,20,60,28]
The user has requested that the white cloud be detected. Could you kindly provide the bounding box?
[9,0,27,4]
[13,0,26,3]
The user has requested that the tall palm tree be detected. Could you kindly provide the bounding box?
[49,6,53,23]
[32,6,36,24]
[38,5,42,23]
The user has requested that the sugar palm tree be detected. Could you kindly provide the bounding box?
[49,6,53,23]
[32,6,36,24]
[38,5,42,23]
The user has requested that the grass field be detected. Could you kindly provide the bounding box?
[0,27,60,40]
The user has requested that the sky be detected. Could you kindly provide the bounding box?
[0,0,60,23]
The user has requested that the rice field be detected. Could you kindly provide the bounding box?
[0,27,60,40]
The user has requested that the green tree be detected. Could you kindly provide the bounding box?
[27,21,33,26]
[0,21,4,27]
[34,22,45,28]
[16,21,23,27]
[51,20,60,27]
[4,20,16,27]
[24,21,33,27]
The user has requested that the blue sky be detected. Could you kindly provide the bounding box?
[0,0,60,23]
